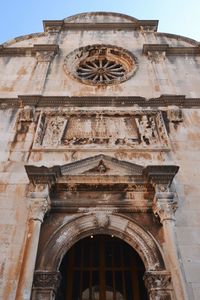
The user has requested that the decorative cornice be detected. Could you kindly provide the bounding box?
[1,94,200,108]
[143,43,200,56]
[25,165,61,185]
[143,165,179,186]
[0,44,59,57]
[43,20,158,32]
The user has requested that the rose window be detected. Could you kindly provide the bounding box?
[76,58,126,84]
[64,44,137,86]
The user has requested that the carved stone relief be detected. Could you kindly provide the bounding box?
[33,271,61,291]
[33,111,169,150]
[144,271,172,300]
[147,51,166,63]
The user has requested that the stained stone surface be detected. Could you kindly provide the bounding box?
[0,11,200,300]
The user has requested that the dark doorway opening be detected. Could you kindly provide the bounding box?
[56,235,148,300]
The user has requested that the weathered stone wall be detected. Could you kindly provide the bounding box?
[0,12,200,300]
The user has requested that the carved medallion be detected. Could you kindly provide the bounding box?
[64,44,137,85]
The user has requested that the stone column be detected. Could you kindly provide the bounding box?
[153,185,188,300]
[144,270,172,300]
[31,271,61,300]
[16,184,50,300]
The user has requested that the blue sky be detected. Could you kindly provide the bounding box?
[0,0,200,44]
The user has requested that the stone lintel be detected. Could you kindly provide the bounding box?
[0,44,59,57]
[143,43,200,56]
[1,94,200,108]
[43,20,158,32]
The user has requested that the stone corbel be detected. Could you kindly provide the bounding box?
[144,270,172,300]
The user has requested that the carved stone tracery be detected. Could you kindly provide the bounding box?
[64,44,137,85]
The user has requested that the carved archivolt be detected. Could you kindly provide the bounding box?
[36,213,165,272]
[64,44,137,85]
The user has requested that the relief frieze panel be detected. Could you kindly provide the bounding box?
[33,110,169,150]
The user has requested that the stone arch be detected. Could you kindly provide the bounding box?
[37,212,165,272]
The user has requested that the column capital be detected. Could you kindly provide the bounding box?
[29,198,50,222]
[144,270,172,299]
[28,183,50,199]
[33,270,61,292]
[153,184,177,223]
[28,183,50,222]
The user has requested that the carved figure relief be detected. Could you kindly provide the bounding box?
[33,111,169,150]
[64,44,137,85]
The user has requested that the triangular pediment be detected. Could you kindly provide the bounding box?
[25,155,178,187]
[60,154,144,176]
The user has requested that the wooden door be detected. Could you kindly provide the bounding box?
[63,235,148,300]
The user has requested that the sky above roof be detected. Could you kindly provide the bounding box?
[0,0,200,44]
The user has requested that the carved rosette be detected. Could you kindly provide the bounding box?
[33,271,61,291]
[144,271,172,300]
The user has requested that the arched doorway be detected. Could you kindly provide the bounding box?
[56,234,148,300]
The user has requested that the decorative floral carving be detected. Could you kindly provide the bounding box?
[64,44,137,85]
[33,271,61,291]
[94,212,110,229]
[144,271,172,300]
[36,51,56,62]
[153,184,178,224]
[167,107,183,124]
[29,198,50,222]
[147,51,166,63]
[144,271,171,290]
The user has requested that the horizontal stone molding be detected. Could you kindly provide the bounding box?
[0,44,59,57]
[43,20,158,32]
[0,94,199,108]
[143,43,200,56]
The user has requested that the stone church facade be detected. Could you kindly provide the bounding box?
[0,12,200,300]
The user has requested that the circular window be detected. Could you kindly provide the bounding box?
[64,44,137,86]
